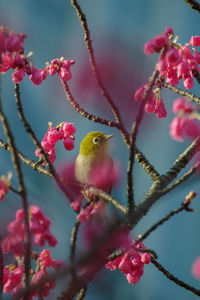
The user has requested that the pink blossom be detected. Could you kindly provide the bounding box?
[170,97,200,141]
[183,77,194,89]
[52,259,67,271]
[39,249,53,268]
[0,52,12,73]
[47,128,60,145]
[40,69,48,80]
[154,99,167,118]
[59,67,72,82]
[31,269,55,298]
[77,204,94,223]
[29,65,43,85]
[3,265,24,296]
[190,36,200,47]
[192,257,200,279]
[71,196,83,212]
[0,180,9,201]
[62,122,76,136]
[63,135,75,150]
[12,68,26,84]
[106,240,151,285]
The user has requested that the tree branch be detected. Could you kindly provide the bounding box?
[163,82,200,105]
[184,0,200,13]
[151,257,200,296]
[0,138,53,178]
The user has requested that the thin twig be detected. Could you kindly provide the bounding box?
[61,81,119,129]
[139,200,193,242]
[0,78,31,298]
[70,220,80,278]
[163,82,200,105]
[70,0,130,147]
[184,0,200,13]
[0,138,53,177]
[162,162,199,195]
[151,257,200,296]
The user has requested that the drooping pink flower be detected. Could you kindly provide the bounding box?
[170,97,200,142]
[29,65,43,85]
[63,135,75,151]
[106,239,151,285]
[3,265,24,296]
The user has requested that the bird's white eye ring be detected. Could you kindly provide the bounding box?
[93,137,99,144]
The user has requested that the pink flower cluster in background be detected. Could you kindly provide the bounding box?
[35,122,76,164]
[106,240,151,285]
[2,205,57,256]
[2,206,66,298]
[170,97,200,141]
[135,84,167,118]
[0,25,74,85]
[144,27,200,89]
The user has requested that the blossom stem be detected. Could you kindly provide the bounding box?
[139,201,193,242]
[161,163,199,195]
[163,82,200,105]
[151,257,200,296]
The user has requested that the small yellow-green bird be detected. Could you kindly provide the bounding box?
[75,131,113,193]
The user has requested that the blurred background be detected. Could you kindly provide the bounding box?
[0,0,200,299]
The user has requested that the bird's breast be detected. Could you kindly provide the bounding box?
[75,153,113,192]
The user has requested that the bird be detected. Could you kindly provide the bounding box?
[75,131,114,194]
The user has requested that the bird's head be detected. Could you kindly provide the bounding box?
[79,131,113,157]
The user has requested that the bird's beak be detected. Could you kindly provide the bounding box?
[105,134,114,140]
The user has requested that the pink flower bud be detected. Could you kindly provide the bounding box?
[63,136,75,151]
[190,36,200,47]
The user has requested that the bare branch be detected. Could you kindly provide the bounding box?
[0,138,53,178]
[164,82,200,105]
[151,257,200,296]
[184,0,200,13]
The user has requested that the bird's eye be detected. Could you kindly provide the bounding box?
[93,137,99,144]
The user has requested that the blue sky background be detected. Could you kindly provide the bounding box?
[0,1,200,299]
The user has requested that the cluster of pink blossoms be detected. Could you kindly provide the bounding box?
[170,97,200,141]
[3,249,66,298]
[135,84,167,118]
[2,206,66,298]
[0,172,12,201]
[35,122,76,164]
[135,27,200,119]
[144,27,200,89]
[0,25,74,85]
[106,240,151,285]
[2,205,57,256]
